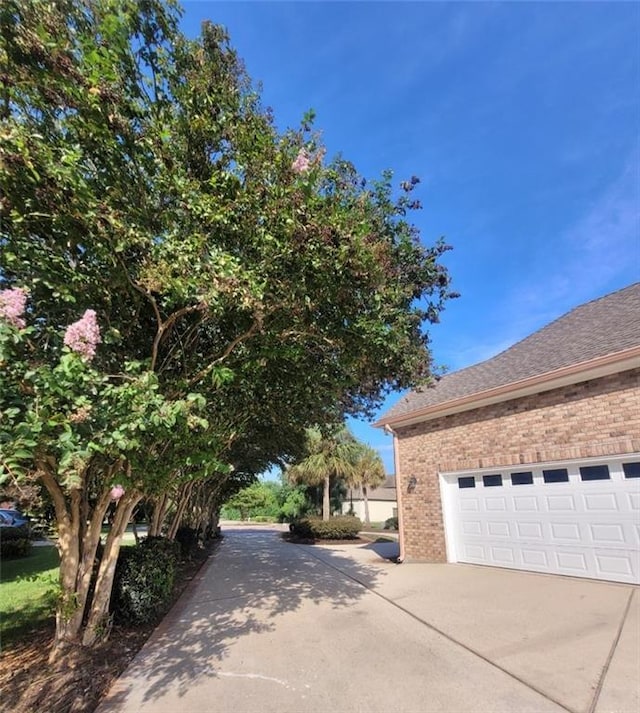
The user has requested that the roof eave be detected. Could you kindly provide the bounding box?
[374,345,640,429]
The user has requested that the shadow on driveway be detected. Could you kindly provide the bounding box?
[361,538,400,561]
[99,527,387,710]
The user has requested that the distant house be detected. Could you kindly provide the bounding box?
[375,283,640,584]
[341,476,397,524]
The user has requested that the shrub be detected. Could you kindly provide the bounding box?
[290,516,362,540]
[1,536,32,558]
[383,516,399,531]
[141,535,182,560]
[174,526,200,559]
[0,526,33,558]
[112,536,179,625]
[0,525,31,541]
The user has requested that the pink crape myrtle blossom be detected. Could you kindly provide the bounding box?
[110,485,125,501]
[0,287,28,329]
[291,148,311,174]
[64,309,101,360]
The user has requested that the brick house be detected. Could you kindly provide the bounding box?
[375,283,640,583]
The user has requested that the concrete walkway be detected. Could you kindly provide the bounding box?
[97,525,639,713]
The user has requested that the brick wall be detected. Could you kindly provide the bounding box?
[395,368,640,561]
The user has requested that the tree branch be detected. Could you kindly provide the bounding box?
[37,458,69,527]
[150,303,206,371]
[187,318,261,387]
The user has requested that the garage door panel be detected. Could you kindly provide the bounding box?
[550,522,581,541]
[521,549,549,568]
[555,550,589,573]
[589,523,626,545]
[596,553,635,578]
[462,520,482,536]
[583,493,618,511]
[490,546,515,564]
[463,544,485,561]
[514,496,539,511]
[546,494,577,511]
[444,459,640,584]
[516,522,544,539]
[487,521,510,537]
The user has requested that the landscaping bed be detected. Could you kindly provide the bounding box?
[0,542,216,713]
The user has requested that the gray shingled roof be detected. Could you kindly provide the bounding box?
[381,283,640,422]
[347,476,397,502]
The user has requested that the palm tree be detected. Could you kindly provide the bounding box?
[287,427,357,520]
[348,444,386,527]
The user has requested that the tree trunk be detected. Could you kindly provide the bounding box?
[40,462,117,661]
[82,492,141,647]
[206,496,221,537]
[52,506,82,653]
[167,481,193,540]
[362,485,370,527]
[322,474,330,521]
[149,492,170,537]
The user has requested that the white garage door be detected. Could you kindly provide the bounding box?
[441,457,640,584]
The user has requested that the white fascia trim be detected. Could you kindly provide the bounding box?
[439,471,459,564]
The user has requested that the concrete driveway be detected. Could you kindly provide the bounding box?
[97,524,639,713]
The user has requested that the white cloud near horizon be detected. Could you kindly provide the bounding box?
[513,148,639,318]
[442,148,639,373]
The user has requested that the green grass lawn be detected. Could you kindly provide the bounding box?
[0,546,59,648]
[0,528,145,650]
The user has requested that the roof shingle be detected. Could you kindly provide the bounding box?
[347,476,397,502]
[381,283,640,422]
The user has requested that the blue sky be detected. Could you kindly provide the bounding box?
[181,2,639,474]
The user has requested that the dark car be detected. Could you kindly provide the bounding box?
[0,508,30,528]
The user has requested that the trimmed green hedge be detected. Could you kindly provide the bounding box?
[290,516,362,540]
[112,536,180,625]
[175,526,200,559]
[0,526,33,559]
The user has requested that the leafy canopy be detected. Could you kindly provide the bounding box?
[1,0,456,483]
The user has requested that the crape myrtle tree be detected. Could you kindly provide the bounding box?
[0,0,455,658]
[148,404,310,534]
[0,303,220,651]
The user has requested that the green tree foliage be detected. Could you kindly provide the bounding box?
[0,312,216,652]
[347,444,386,526]
[276,481,310,521]
[222,478,311,521]
[0,0,454,656]
[225,481,277,521]
[287,427,359,521]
